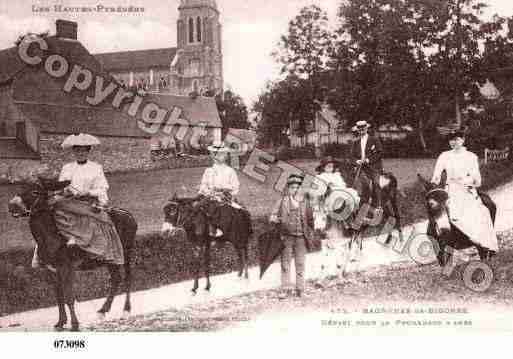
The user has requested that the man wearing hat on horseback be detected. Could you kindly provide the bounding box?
[431,130,498,255]
[197,140,242,238]
[50,133,124,265]
[350,120,384,215]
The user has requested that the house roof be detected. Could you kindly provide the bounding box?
[0,35,220,138]
[144,93,221,128]
[94,47,177,72]
[0,47,27,84]
[227,128,257,144]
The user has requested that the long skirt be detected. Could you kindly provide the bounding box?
[53,198,125,265]
[447,184,498,252]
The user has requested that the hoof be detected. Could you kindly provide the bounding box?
[96,312,106,321]
[70,325,80,332]
[54,323,65,331]
[191,289,197,296]
[121,311,130,320]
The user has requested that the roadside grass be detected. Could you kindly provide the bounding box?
[1,157,513,316]
[88,230,513,332]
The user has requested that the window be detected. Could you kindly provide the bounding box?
[197,17,202,42]
[188,18,194,43]
[187,59,201,77]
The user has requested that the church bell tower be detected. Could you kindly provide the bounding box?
[172,0,223,96]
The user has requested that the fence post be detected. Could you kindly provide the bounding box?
[484,148,488,165]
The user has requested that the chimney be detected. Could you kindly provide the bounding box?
[56,19,77,40]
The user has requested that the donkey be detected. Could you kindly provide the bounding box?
[162,195,252,294]
[417,171,497,267]
[8,178,137,331]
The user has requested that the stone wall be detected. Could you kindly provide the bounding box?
[1,133,211,184]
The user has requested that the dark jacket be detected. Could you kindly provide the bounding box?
[350,134,384,173]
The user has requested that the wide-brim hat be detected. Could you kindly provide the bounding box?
[207,140,231,153]
[315,156,341,173]
[446,129,466,141]
[61,133,101,149]
[352,120,371,132]
[287,173,305,186]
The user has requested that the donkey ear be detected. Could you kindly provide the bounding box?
[440,170,447,187]
[417,173,429,190]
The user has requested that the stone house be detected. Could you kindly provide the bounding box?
[0,19,221,181]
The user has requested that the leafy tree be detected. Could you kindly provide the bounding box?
[215,90,250,131]
[272,5,335,135]
[253,76,315,147]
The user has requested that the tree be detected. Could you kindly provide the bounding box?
[253,76,314,147]
[215,90,250,131]
[328,0,505,152]
[272,5,335,136]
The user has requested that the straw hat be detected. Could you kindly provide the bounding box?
[207,140,231,153]
[351,120,371,132]
[286,173,305,186]
[61,133,101,149]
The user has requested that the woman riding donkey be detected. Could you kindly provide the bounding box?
[197,140,248,243]
[430,130,498,257]
[48,133,124,266]
[313,156,360,283]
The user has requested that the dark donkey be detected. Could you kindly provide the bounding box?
[162,195,252,294]
[417,171,497,267]
[8,178,137,331]
[334,160,404,249]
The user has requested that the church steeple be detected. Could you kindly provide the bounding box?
[173,0,223,96]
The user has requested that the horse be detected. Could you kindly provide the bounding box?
[417,172,497,267]
[7,178,137,331]
[313,161,403,275]
[162,194,252,294]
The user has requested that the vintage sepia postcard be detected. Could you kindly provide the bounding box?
[1,0,513,354]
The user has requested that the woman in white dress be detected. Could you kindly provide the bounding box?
[198,141,240,238]
[313,156,360,282]
[431,130,498,253]
[53,133,124,264]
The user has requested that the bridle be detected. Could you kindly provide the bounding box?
[13,185,45,218]
[167,200,194,229]
[426,187,448,197]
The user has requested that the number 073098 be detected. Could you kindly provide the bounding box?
[53,339,86,349]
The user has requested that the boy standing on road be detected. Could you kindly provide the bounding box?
[270,173,314,298]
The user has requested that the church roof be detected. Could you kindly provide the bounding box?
[95,47,177,72]
[0,33,220,139]
[179,0,218,9]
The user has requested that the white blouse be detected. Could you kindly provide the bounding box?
[198,163,240,196]
[316,172,347,190]
[59,161,109,205]
[431,148,481,188]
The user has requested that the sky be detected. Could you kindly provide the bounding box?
[0,0,512,109]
